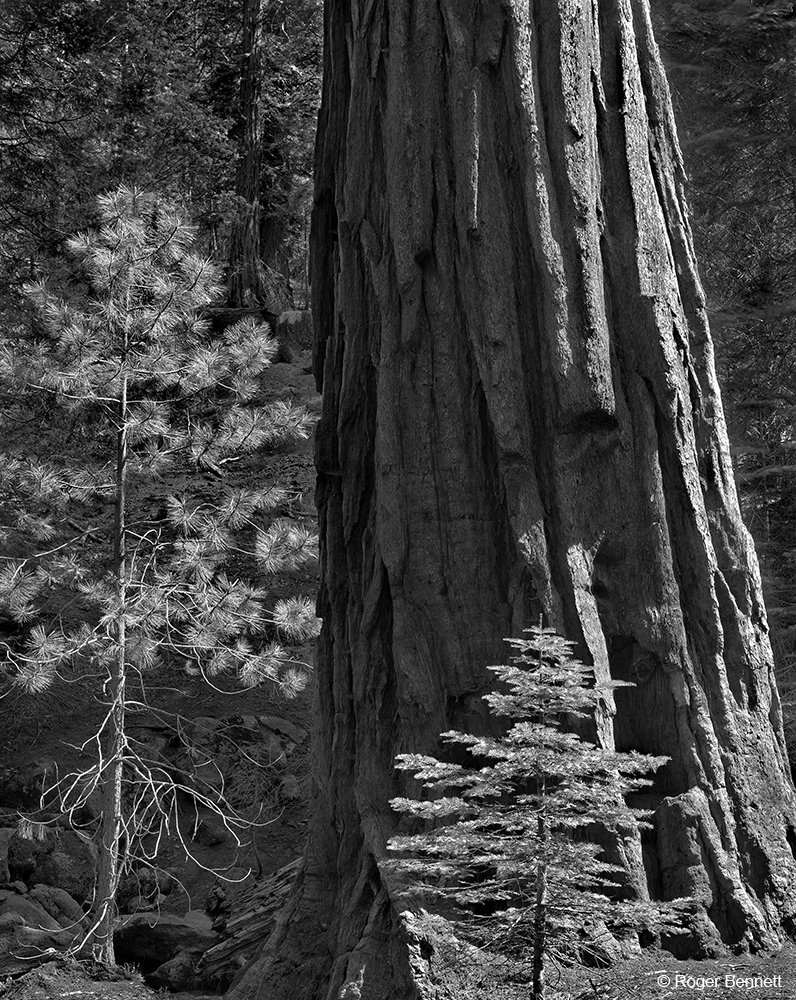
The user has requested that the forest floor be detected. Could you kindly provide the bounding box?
[430,942,796,999]
[557,945,795,999]
[2,943,795,999]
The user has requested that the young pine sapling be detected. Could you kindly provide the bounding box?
[390,627,686,999]
[0,186,319,962]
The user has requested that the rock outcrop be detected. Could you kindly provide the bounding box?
[114,909,218,966]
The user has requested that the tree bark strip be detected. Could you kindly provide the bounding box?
[92,352,129,964]
[228,0,266,308]
[229,2,796,997]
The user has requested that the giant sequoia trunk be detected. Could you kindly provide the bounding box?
[229,2,796,997]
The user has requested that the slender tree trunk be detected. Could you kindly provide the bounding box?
[229,2,796,997]
[533,642,547,1000]
[228,0,265,308]
[533,814,547,1000]
[92,366,129,964]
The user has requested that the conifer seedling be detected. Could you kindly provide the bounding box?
[390,627,686,999]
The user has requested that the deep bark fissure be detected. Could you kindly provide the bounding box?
[787,826,796,863]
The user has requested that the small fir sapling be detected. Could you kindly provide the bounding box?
[0,185,320,962]
[389,627,686,999]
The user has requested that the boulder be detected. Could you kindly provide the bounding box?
[156,868,176,895]
[117,865,174,914]
[29,884,85,929]
[124,892,168,914]
[0,890,61,932]
[0,921,63,976]
[204,885,230,919]
[115,910,217,966]
[0,760,57,809]
[0,888,78,972]
[147,949,195,990]
[192,816,229,847]
[0,827,13,882]
[8,827,97,902]
[0,912,22,932]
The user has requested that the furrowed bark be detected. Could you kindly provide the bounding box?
[228,0,265,308]
[228,2,796,997]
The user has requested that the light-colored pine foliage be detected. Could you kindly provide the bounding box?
[390,627,686,997]
[0,185,320,962]
[0,185,318,695]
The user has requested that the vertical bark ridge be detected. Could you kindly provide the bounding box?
[227,2,796,997]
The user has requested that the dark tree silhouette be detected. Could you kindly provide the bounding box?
[228,0,266,307]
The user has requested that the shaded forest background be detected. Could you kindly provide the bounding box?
[0,0,321,313]
[657,0,796,751]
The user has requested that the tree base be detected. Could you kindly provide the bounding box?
[226,871,473,1000]
[225,829,794,1000]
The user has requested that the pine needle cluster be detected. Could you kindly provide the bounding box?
[0,185,319,697]
[390,628,684,994]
